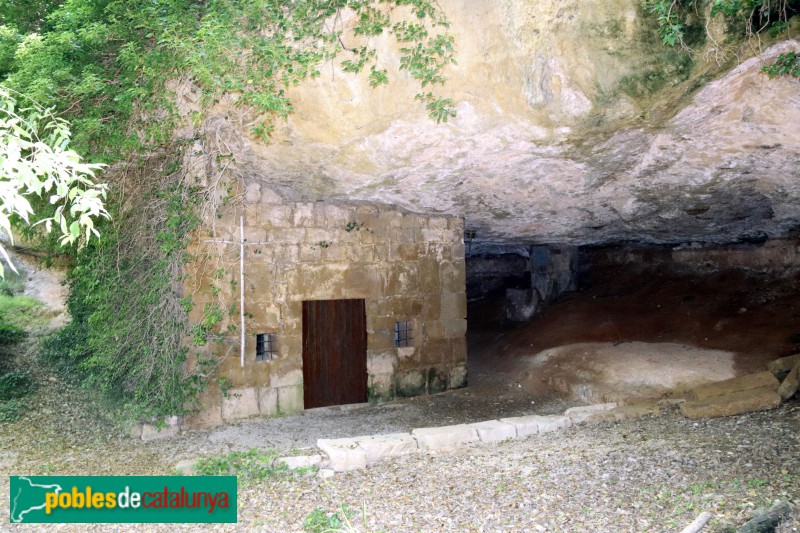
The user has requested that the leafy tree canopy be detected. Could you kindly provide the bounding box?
[0,87,108,276]
[0,0,457,163]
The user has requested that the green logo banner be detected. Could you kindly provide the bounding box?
[9,476,237,523]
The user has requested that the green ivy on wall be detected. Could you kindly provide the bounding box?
[2,0,457,418]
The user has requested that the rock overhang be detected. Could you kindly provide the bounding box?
[192,0,800,248]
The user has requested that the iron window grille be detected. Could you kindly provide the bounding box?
[256,333,277,361]
[394,321,413,348]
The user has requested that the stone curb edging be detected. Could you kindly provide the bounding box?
[302,401,660,475]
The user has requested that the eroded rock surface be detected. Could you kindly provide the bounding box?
[191,1,800,247]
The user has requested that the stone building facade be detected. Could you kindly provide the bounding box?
[185,201,467,427]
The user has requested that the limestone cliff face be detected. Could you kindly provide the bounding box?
[200,1,800,247]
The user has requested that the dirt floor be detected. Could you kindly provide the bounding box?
[468,260,800,403]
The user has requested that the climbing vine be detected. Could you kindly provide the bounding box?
[642,0,799,76]
[3,0,457,417]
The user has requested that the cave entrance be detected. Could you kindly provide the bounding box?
[465,242,800,404]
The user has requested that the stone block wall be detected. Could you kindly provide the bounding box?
[184,201,467,427]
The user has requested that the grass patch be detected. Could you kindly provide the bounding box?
[0,398,26,422]
[0,294,45,329]
[303,504,358,533]
[194,448,316,486]
[0,369,35,400]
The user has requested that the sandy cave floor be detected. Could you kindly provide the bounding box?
[1,258,799,531]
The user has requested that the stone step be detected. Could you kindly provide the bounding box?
[498,415,572,437]
[777,360,800,401]
[690,371,779,401]
[564,403,618,425]
[467,420,517,442]
[353,433,418,465]
[679,386,781,420]
[411,424,479,451]
[317,438,367,472]
[767,353,800,374]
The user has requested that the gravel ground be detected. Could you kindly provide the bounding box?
[2,373,798,532]
[2,261,799,532]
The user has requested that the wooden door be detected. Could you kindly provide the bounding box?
[302,299,367,409]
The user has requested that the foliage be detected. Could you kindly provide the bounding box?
[0,397,25,422]
[40,157,202,418]
[1,0,457,163]
[0,88,108,276]
[0,0,457,418]
[194,448,315,486]
[0,320,25,345]
[642,0,798,79]
[761,50,800,76]
[0,368,34,399]
[642,0,696,46]
[303,504,358,533]
[0,303,34,423]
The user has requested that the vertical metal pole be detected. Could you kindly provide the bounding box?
[240,215,245,368]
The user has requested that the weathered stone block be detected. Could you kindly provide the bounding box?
[427,367,448,394]
[418,258,440,292]
[368,373,394,402]
[141,423,179,442]
[564,403,618,425]
[353,433,418,465]
[175,459,198,476]
[263,205,293,228]
[277,384,304,415]
[344,266,380,296]
[396,369,426,398]
[271,368,303,388]
[451,242,466,260]
[443,318,468,338]
[680,387,782,419]
[440,261,467,293]
[368,330,396,351]
[451,337,468,364]
[323,204,351,228]
[449,364,468,389]
[768,353,800,374]
[243,226,267,243]
[317,438,367,472]
[500,415,571,437]
[397,347,416,360]
[221,387,260,422]
[293,203,315,226]
[258,387,278,417]
[778,360,800,400]
[440,293,467,320]
[422,293,441,320]
[468,420,517,442]
[691,371,779,401]
[395,242,421,261]
[411,424,478,451]
[427,216,449,231]
[610,403,661,420]
[279,454,323,470]
[399,214,421,230]
[367,353,396,375]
